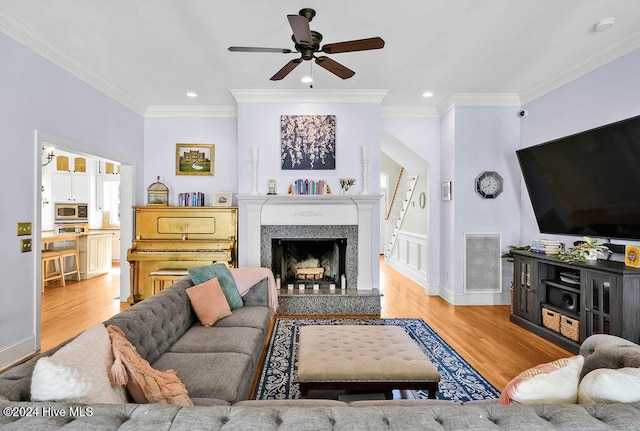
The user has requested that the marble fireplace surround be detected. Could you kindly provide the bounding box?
[238,195,381,290]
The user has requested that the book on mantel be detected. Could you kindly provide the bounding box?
[530,239,564,255]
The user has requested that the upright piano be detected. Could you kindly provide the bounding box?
[127,206,237,302]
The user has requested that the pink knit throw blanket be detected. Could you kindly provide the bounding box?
[229,267,278,314]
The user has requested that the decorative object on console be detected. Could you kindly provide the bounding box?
[339,177,356,194]
[625,245,640,268]
[281,115,336,170]
[558,236,611,262]
[178,192,206,206]
[176,143,214,176]
[213,192,232,206]
[475,171,503,199]
[147,176,169,206]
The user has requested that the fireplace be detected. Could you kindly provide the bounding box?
[238,194,382,315]
[272,238,346,286]
[262,224,358,289]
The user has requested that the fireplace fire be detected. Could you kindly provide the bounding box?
[271,238,346,286]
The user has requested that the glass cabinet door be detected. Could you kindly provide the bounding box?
[514,258,537,322]
[584,273,618,338]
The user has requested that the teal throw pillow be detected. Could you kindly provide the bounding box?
[188,264,243,310]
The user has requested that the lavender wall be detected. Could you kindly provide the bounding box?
[0,32,144,369]
[143,117,238,206]
[520,48,640,251]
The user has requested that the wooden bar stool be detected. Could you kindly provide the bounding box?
[149,268,189,294]
[59,248,80,282]
[41,250,65,292]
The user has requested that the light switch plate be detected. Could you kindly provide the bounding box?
[17,222,32,236]
[20,238,32,253]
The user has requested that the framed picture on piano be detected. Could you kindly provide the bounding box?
[176,143,214,176]
[214,192,232,206]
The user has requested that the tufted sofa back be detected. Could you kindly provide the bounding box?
[579,333,640,379]
[105,277,196,365]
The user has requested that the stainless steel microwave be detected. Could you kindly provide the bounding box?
[55,203,88,221]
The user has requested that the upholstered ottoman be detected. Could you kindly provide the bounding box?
[297,325,441,398]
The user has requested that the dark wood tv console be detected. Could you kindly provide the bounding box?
[510,250,640,353]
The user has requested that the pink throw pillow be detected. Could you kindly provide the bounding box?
[186,277,233,327]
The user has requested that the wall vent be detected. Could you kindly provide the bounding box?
[464,233,501,293]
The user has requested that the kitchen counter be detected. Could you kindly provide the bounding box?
[42,232,112,279]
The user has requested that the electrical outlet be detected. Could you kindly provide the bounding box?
[17,222,32,236]
[20,238,32,253]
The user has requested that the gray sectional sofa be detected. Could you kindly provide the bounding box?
[1,273,640,430]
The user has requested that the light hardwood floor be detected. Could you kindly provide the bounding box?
[40,258,571,391]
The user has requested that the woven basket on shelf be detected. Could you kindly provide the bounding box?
[541,308,561,332]
[560,315,580,341]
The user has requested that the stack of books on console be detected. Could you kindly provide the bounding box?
[530,239,564,255]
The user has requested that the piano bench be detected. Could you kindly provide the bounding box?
[150,268,189,294]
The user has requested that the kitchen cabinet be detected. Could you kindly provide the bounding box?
[53,173,89,203]
[78,233,112,279]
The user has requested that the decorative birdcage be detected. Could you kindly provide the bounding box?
[147,176,169,205]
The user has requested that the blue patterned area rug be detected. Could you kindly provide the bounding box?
[254,317,500,403]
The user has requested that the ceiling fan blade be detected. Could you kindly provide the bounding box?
[287,14,313,45]
[315,56,355,79]
[228,46,292,54]
[270,58,303,81]
[322,37,385,54]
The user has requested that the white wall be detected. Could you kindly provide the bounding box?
[0,32,143,369]
[520,48,640,251]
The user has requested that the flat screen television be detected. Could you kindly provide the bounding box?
[517,114,640,241]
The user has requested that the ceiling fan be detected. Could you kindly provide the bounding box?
[228,8,385,81]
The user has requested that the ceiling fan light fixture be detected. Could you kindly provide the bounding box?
[301,76,313,83]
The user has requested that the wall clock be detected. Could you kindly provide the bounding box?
[475,171,503,199]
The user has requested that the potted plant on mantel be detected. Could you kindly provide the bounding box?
[558,236,612,263]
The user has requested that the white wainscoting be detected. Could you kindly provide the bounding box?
[386,231,428,288]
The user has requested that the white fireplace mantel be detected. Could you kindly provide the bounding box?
[238,194,382,290]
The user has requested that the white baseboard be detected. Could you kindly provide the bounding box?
[438,286,511,306]
[0,336,37,372]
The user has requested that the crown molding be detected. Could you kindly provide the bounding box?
[0,8,147,116]
[436,93,521,115]
[145,106,237,118]
[519,29,640,105]
[381,106,440,118]
[230,89,388,104]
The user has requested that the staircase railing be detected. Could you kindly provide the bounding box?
[384,171,418,259]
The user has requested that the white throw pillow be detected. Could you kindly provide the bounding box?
[31,323,126,404]
[578,367,640,404]
[499,355,584,405]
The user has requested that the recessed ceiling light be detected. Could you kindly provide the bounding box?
[186,92,198,98]
[422,91,434,98]
[594,17,616,32]
[301,76,313,84]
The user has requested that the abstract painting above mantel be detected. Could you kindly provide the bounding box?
[281,115,336,170]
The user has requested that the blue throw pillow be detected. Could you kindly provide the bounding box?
[188,264,243,310]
